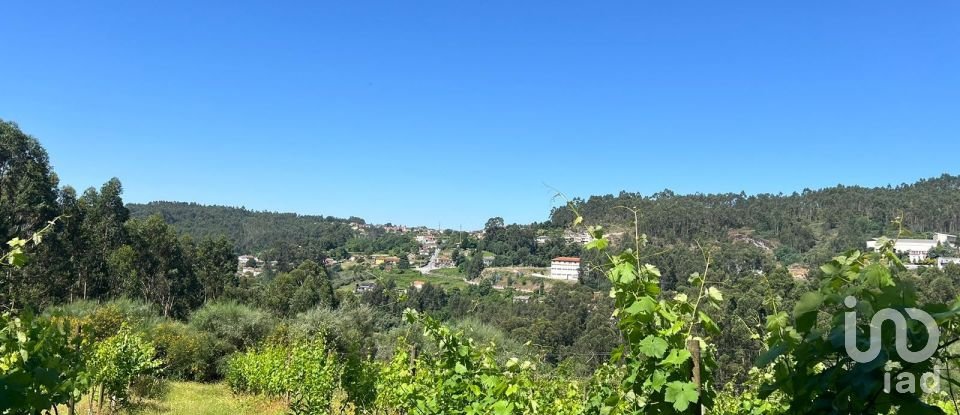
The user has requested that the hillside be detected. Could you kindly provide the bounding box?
[552,174,960,266]
[127,201,360,254]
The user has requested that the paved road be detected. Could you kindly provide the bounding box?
[416,248,440,274]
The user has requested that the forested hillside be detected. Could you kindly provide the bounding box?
[128,202,359,254]
[553,176,960,267]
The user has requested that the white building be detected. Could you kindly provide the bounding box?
[563,231,591,245]
[237,255,259,268]
[938,257,960,269]
[550,257,581,281]
[866,233,956,263]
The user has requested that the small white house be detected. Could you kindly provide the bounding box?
[550,257,580,281]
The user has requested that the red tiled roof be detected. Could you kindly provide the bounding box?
[552,257,580,262]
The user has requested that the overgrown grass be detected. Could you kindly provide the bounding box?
[59,382,285,415]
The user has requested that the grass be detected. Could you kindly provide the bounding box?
[386,269,469,290]
[59,382,285,415]
[431,267,465,278]
[335,268,470,294]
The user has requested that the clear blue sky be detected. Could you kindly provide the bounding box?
[2,1,959,229]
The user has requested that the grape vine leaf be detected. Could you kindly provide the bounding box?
[637,336,669,358]
[664,381,699,411]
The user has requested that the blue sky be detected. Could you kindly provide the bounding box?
[2,1,959,229]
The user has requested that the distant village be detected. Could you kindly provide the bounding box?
[233,222,596,300]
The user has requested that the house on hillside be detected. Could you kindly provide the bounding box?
[355,282,376,293]
[563,230,591,245]
[513,295,531,304]
[482,255,495,266]
[939,257,960,269]
[866,233,957,263]
[237,255,259,267]
[549,257,581,281]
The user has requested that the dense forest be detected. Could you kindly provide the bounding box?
[6,117,960,414]
[552,176,960,268]
[128,202,359,255]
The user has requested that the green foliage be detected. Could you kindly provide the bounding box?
[376,309,584,414]
[261,260,336,316]
[550,177,960,281]
[0,311,88,414]
[584,219,721,414]
[89,324,163,408]
[759,238,960,414]
[712,368,788,415]
[227,338,341,414]
[152,321,218,381]
[188,301,274,357]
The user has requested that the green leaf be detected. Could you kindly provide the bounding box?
[492,400,513,415]
[642,264,661,278]
[636,336,669,358]
[659,348,691,367]
[664,381,699,412]
[616,263,637,284]
[6,238,27,248]
[793,292,823,332]
[624,297,657,316]
[707,286,723,302]
[585,238,608,251]
[755,342,788,367]
[820,262,840,275]
[7,251,26,267]
[647,370,668,392]
[698,311,720,334]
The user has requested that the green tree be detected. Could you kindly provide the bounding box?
[263,260,336,316]
[193,236,237,303]
[109,215,200,317]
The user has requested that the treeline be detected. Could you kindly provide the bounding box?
[459,217,581,267]
[552,176,960,266]
[0,120,241,314]
[128,201,359,256]
[129,202,424,261]
[0,120,346,318]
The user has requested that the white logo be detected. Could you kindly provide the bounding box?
[843,296,941,393]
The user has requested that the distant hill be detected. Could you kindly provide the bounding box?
[127,202,360,253]
[550,174,960,266]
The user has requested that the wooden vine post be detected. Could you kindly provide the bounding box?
[687,339,703,415]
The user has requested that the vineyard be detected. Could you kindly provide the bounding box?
[4,212,960,415]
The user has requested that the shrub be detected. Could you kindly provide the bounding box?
[151,321,218,381]
[48,298,160,341]
[89,324,163,409]
[0,311,87,414]
[227,338,341,414]
[189,301,274,353]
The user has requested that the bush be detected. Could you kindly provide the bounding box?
[89,324,163,409]
[289,304,377,355]
[151,321,218,381]
[189,301,274,354]
[48,298,160,341]
[227,338,341,414]
[0,311,87,414]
